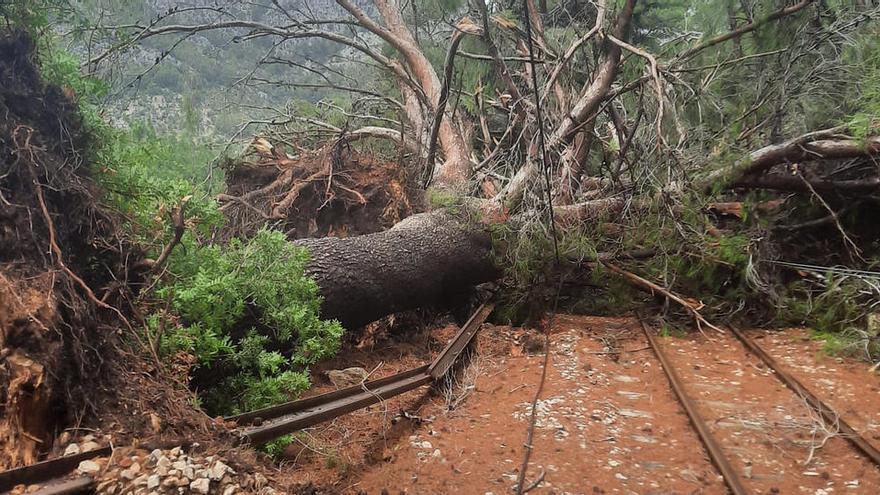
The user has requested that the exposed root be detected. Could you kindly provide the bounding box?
[220,138,418,240]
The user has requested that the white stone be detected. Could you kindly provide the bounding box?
[147,475,160,489]
[80,441,101,452]
[210,461,232,481]
[63,444,81,456]
[222,485,239,495]
[76,460,100,474]
[190,478,210,495]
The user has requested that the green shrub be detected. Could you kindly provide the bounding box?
[158,229,344,415]
[28,29,343,419]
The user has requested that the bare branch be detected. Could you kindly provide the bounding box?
[675,0,814,62]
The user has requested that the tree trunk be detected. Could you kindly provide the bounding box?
[296,211,499,329]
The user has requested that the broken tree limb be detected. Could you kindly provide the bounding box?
[601,261,723,334]
[674,0,814,62]
[424,18,483,186]
[136,198,190,271]
[700,130,880,190]
[497,0,636,210]
[732,174,880,194]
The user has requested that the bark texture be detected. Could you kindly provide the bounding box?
[296,211,499,329]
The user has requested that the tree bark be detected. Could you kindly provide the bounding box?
[296,211,499,329]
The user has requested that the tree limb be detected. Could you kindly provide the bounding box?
[675,0,814,62]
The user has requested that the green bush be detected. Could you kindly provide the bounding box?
[27,28,344,419]
[158,229,344,415]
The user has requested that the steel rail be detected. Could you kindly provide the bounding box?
[729,325,880,467]
[238,372,433,445]
[0,303,495,488]
[638,317,749,495]
[0,447,110,492]
[237,302,494,445]
[428,303,494,379]
[227,365,430,426]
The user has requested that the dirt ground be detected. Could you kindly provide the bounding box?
[277,316,880,495]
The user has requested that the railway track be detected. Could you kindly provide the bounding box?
[6,306,880,494]
[0,303,494,494]
[640,317,880,494]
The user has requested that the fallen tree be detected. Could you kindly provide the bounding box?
[84,1,880,344]
[298,210,499,328]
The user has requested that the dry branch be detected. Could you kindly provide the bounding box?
[136,198,190,271]
[701,130,880,189]
[601,261,723,334]
[675,0,814,61]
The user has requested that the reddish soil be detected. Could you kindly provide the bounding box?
[750,328,880,454]
[277,316,880,495]
[662,329,880,494]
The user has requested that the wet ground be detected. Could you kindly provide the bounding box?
[281,316,880,495]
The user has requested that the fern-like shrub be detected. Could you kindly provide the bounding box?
[157,230,344,415]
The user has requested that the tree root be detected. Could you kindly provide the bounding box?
[14,125,133,332]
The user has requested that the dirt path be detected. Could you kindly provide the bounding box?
[282,316,880,494]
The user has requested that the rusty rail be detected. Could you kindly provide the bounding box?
[235,302,494,445]
[0,303,494,491]
[729,325,880,467]
[638,317,749,495]
[0,447,110,492]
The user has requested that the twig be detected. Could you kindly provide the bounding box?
[136,198,190,271]
[514,331,550,495]
[607,34,664,148]
[541,0,606,103]
[795,171,863,261]
[423,17,483,187]
[522,468,546,493]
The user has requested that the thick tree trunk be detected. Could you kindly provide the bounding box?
[296,211,499,329]
[336,0,474,189]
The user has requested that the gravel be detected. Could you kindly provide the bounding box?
[15,445,278,495]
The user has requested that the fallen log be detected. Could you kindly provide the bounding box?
[296,211,500,329]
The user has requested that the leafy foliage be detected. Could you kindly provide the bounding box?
[20,16,345,419]
[158,229,343,415]
[97,125,345,418]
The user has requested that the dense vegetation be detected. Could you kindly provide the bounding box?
[2,2,347,420]
[4,0,880,438]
